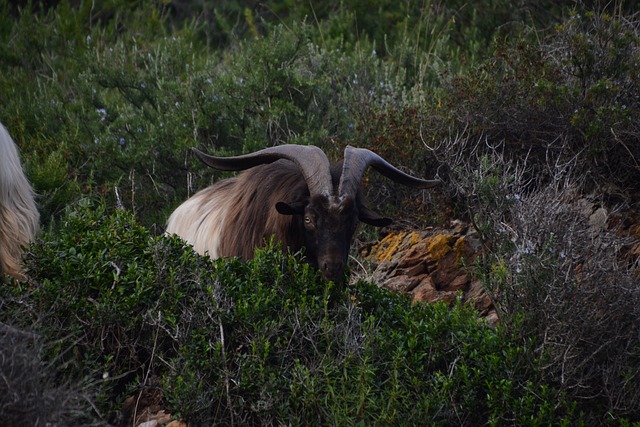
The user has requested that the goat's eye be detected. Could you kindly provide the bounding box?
[304,215,316,229]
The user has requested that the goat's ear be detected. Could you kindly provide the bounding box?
[359,205,393,227]
[276,201,305,215]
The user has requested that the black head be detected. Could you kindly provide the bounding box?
[276,193,391,283]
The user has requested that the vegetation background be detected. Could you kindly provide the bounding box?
[1,0,639,425]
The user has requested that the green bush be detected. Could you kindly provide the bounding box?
[0,201,577,425]
[0,0,179,225]
[2,0,435,226]
[0,0,572,227]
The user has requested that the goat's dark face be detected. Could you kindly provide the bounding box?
[277,194,392,283]
[304,195,359,283]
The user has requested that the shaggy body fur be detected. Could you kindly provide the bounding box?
[167,160,322,261]
[0,123,39,280]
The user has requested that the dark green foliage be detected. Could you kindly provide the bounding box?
[0,0,178,224]
[1,0,428,226]
[1,202,576,425]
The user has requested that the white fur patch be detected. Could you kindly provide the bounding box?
[0,123,39,279]
[165,185,233,258]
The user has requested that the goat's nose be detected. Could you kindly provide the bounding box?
[321,260,345,282]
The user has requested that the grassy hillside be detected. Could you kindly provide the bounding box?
[1,0,639,425]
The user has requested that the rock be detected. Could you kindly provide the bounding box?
[465,280,494,315]
[453,234,482,264]
[369,231,428,264]
[384,274,420,293]
[367,224,496,322]
[424,233,455,265]
[134,410,171,427]
[120,386,184,427]
[410,276,436,303]
[444,274,470,293]
[430,251,459,290]
[397,256,427,277]
[483,311,500,327]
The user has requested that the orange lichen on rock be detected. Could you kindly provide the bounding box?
[425,233,455,264]
[370,231,423,263]
[452,236,479,267]
[370,232,406,263]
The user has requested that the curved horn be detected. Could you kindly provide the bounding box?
[193,145,333,197]
[338,146,440,197]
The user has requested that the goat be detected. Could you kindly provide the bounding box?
[166,145,439,283]
[0,123,39,280]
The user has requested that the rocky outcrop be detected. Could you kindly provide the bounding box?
[362,221,498,326]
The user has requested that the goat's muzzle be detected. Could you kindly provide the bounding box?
[319,257,346,283]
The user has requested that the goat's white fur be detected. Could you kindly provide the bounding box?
[0,123,39,280]
[166,180,236,258]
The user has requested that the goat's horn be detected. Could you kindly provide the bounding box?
[193,145,333,197]
[338,146,440,197]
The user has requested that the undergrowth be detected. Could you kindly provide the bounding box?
[1,201,577,425]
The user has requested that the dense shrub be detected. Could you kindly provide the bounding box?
[1,0,435,226]
[0,201,577,425]
[0,0,573,227]
[444,9,640,194]
[430,20,640,414]
[503,181,640,420]
[431,131,640,423]
[0,0,177,223]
